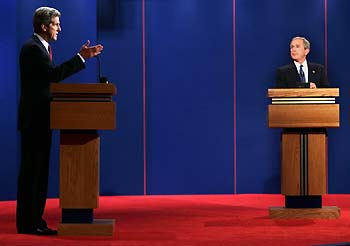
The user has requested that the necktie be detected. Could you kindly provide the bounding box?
[299,64,306,83]
[48,45,52,62]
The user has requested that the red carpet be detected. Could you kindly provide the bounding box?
[0,194,350,245]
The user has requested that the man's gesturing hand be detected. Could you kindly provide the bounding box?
[79,40,103,59]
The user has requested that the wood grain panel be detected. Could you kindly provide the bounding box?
[268,104,339,128]
[268,88,339,98]
[308,133,327,195]
[281,133,300,195]
[58,219,115,236]
[269,206,340,219]
[51,101,116,130]
[60,133,99,208]
[51,83,116,95]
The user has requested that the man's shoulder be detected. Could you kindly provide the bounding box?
[308,62,325,69]
[21,36,41,49]
[20,36,44,56]
[277,63,294,72]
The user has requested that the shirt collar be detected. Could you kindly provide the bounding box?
[294,60,307,68]
[34,33,50,53]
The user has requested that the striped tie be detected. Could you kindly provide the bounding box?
[299,65,306,83]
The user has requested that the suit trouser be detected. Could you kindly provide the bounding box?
[16,129,52,231]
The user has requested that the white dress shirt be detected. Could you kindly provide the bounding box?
[294,60,308,82]
[33,33,85,62]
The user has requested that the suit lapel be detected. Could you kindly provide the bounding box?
[289,63,300,82]
[32,35,51,61]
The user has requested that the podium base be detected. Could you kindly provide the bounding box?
[269,206,340,219]
[58,219,115,236]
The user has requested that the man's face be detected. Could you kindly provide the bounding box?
[290,38,309,63]
[46,16,61,41]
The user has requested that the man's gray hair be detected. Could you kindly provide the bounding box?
[33,7,61,33]
[291,36,310,50]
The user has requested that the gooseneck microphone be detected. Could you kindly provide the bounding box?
[96,55,108,83]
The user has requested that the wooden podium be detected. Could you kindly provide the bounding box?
[267,88,340,219]
[50,83,116,235]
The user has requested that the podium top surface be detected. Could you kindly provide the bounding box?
[51,83,116,96]
[268,88,339,98]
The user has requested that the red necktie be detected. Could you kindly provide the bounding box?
[48,45,52,62]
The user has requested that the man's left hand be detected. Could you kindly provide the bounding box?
[310,82,317,89]
[79,40,103,59]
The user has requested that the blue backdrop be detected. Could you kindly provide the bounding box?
[1,0,349,200]
[0,1,18,199]
[327,0,350,193]
[145,0,234,194]
[236,0,325,193]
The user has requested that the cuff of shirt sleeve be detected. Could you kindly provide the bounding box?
[77,53,85,63]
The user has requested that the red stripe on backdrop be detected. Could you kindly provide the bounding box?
[142,0,147,195]
[324,0,328,193]
[324,0,328,74]
[233,0,237,194]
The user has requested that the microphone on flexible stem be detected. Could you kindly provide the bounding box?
[96,55,108,83]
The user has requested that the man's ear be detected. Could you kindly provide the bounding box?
[305,48,310,56]
[41,24,47,32]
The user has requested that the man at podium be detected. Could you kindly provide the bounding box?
[272,36,334,210]
[17,6,103,235]
[276,36,329,88]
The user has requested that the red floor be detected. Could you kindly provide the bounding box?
[0,194,350,246]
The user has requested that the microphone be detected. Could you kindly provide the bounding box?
[96,55,109,83]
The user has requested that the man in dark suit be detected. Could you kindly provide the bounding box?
[276,36,329,88]
[17,6,103,235]
[276,37,329,209]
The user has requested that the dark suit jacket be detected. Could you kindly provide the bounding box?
[276,62,329,88]
[18,35,85,130]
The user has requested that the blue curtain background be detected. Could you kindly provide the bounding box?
[0,0,349,200]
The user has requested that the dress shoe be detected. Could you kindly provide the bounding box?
[18,227,57,236]
[35,227,57,235]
